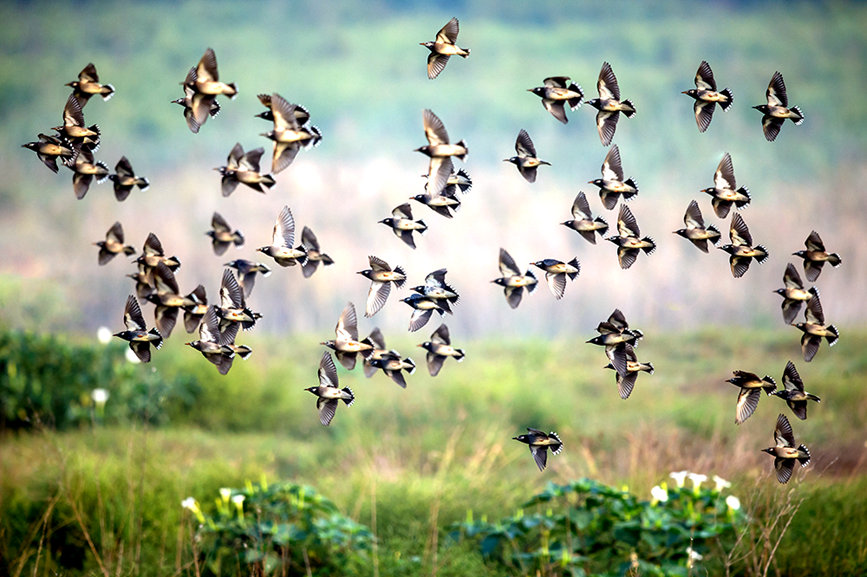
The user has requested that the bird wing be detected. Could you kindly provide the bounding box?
[597,61,620,100]
[240,147,266,172]
[199,306,221,343]
[804,230,825,252]
[63,94,85,127]
[220,268,244,308]
[782,360,804,393]
[571,191,593,220]
[596,110,619,147]
[211,212,232,234]
[695,60,716,90]
[336,302,359,341]
[408,308,433,332]
[617,204,640,237]
[426,53,450,80]
[196,48,219,82]
[270,93,302,131]
[79,63,100,82]
[422,109,449,145]
[804,295,825,325]
[714,153,737,190]
[436,17,460,44]
[766,71,788,107]
[683,199,704,228]
[319,351,339,388]
[774,413,795,447]
[601,144,624,182]
[317,398,338,426]
[368,255,392,272]
[735,387,761,425]
[273,205,296,248]
[123,294,147,331]
[106,221,125,244]
[729,212,752,246]
[498,248,521,277]
[301,226,320,252]
[431,323,451,345]
[529,444,548,471]
[392,203,413,220]
[515,129,537,157]
[153,261,179,295]
[365,281,391,317]
[783,262,804,290]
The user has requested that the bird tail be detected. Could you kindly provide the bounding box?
[719,88,734,111]
[808,286,820,299]
[136,177,150,191]
[790,106,805,125]
[454,140,468,161]
[828,253,842,267]
[233,232,244,246]
[567,258,581,280]
[393,266,407,288]
[235,345,253,360]
[342,387,355,406]
[621,100,637,118]
[623,178,639,195]
[641,238,656,255]
[262,174,277,189]
[149,328,163,350]
[806,392,821,402]
[826,326,839,346]
[417,220,428,234]
[761,376,777,395]
[101,84,116,101]
[568,84,583,109]
[525,269,538,292]
[755,246,770,264]
[595,216,609,236]
[735,187,751,208]
[123,246,136,256]
[455,169,472,193]
[645,362,655,375]
[797,444,811,466]
[549,432,564,454]
[455,348,466,362]
[461,48,471,58]
[403,357,417,374]
[95,161,111,184]
[226,83,239,99]
[706,225,722,245]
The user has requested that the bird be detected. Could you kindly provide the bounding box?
[305,351,355,426]
[127,270,154,301]
[774,263,819,325]
[183,48,237,129]
[492,248,537,309]
[588,144,638,210]
[771,361,821,420]
[420,17,470,79]
[215,142,275,196]
[754,71,804,142]
[401,293,447,332]
[261,93,322,174]
[224,259,271,298]
[185,305,237,375]
[22,133,76,173]
[320,302,373,370]
[673,200,721,253]
[257,205,307,267]
[762,413,811,484]
[586,310,643,378]
[727,370,777,425]
[172,71,221,134]
[441,166,473,196]
[561,191,609,244]
[379,203,427,249]
[416,109,468,196]
[54,94,100,151]
[504,129,550,183]
[531,258,580,300]
[255,93,310,125]
[792,294,838,362]
[411,268,459,313]
[596,309,643,341]
[135,232,180,274]
[411,190,462,218]
[299,226,334,278]
[206,212,244,256]
[181,285,208,334]
[70,148,110,199]
[145,262,198,338]
[113,294,162,363]
[412,159,463,217]
[94,221,135,265]
[606,204,656,270]
[358,256,406,317]
[512,428,563,472]
[215,268,259,333]
[586,61,636,146]
[361,327,415,388]
[718,213,769,278]
[793,231,842,282]
[66,63,114,104]
[528,76,583,124]
[701,152,750,219]
[418,323,464,376]
[603,342,653,400]
[682,61,733,133]
[109,156,149,202]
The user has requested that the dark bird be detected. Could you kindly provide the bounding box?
[183,48,237,128]
[562,191,608,244]
[416,109,468,196]
[54,94,100,151]
[135,232,180,273]
[587,309,643,378]
[216,142,275,196]
[588,144,638,210]
[673,200,721,253]
[109,156,149,202]
[305,351,355,426]
[762,413,811,484]
[172,72,221,134]
[299,226,334,278]
[504,129,550,183]
[379,203,427,249]
[185,305,237,375]
[411,191,461,218]
[70,148,110,199]
[261,93,322,174]
[418,323,464,376]
[224,259,271,298]
[793,294,838,362]
[257,205,307,267]
[320,302,373,370]
[216,268,259,333]
[420,17,470,79]
[727,370,777,425]
[443,166,473,196]
[529,76,583,124]
[412,158,463,217]
[127,270,154,301]
[718,213,769,278]
[607,204,656,269]
[754,71,804,142]
[113,295,162,363]
[793,231,842,282]
[701,152,750,218]
[532,258,580,300]
[411,268,459,313]
[512,428,563,472]
[492,248,537,309]
[774,263,819,325]
[603,342,653,400]
[181,284,208,334]
[362,327,415,388]
[95,221,135,265]
[255,93,310,125]
[771,361,820,420]
[586,61,636,146]
[596,308,643,341]
[401,293,447,332]
[206,212,244,256]
[22,133,76,173]
[66,63,114,104]
[358,255,406,317]
[682,61,733,133]
[145,262,199,338]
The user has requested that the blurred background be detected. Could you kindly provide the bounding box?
[2,0,865,340]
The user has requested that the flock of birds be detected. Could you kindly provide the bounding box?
[22,17,841,482]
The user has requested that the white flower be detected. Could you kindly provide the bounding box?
[725,495,741,511]
[650,485,668,504]
[713,475,731,492]
[97,326,113,345]
[91,388,109,405]
[688,473,707,490]
[219,488,231,502]
[231,494,245,505]
[181,497,199,512]
[686,546,703,568]
[669,470,688,488]
[125,348,141,364]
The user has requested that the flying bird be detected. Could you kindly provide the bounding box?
[673,200,721,253]
[401,293,447,332]
[206,212,244,256]
[504,129,550,183]
[727,370,777,425]
[257,205,307,267]
[492,248,537,309]
[586,61,636,146]
[701,152,750,218]
[66,63,114,104]
[94,221,135,265]
[762,413,810,484]
[216,142,275,196]
[109,156,149,202]
[181,285,208,334]
[512,428,563,472]
[682,61,733,133]
[379,203,427,249]
[793,231,841,282]
[588,144,638,210]
[185,306,237,375]
[54,94,100,151]
[718,213,769,278]
[357,255,406,317]
[587,309,643,378]
[305,352,355,426]
[420,17,470,79]
[135,232,180,274]
[172,72,221,134]
[320,302,373,370]
[145,261,199,338]
[531,258,580,300]
[113,295,162,363]
[215,268,259,333]
[70,148,109,199]
[182,48,237,129]
[418,323,464,376]
[416,109,468,197]
[528,76,583,124]
[411,268,459,313]
[603,342,653,400]
[771,361,820,420]
[362,328,415,388]
[255,93,310,125]
[261,93,322,173]
[774,263,819,325]
[224,259,271,298]
[299,226,334,278]
[606,204,656,269]
[792,294,838,362]
[754,71,804,142]
[561,191,608,244]
[22,133,76,173]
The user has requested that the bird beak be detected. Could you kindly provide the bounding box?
[681,90,689,94]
